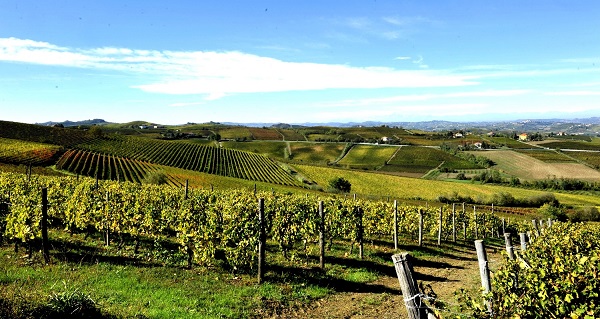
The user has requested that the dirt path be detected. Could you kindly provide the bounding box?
[271,242,499,319]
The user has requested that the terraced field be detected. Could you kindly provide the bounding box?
[564,150,600,169]
[248,127,282,140]
[486,136,533,149]
[221,141,287,159]
[534,138,600,151]
[472,150,600,181]
[277,129,306,141]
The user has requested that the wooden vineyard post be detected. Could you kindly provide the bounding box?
[392,253,437,319]
[105,192,110,246]
[473,206,478,239]
[452,203,456,243]
[41,188,50,264]
[504,233,515,260]
[184,180,189,200]
[519,233,528,251]
[462,202,466,240]
[532,219,539,237]
[95,173,99,190]
[437,207,442,246]
[418,209,424,247]
[394,200,398,250]
[258,198,266,284]
[475,240,492,313]
[358,207,364,259]
[548,218,552,228]
[319,200,325,269]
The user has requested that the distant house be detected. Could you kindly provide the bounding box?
[518,133,528,141]
[557,131,566,136]
[454,132,464,138]
[381,136,390,142]
[139,125,149,129]
[473,142,483,149]
[487,132,495,137]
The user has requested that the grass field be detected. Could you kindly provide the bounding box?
[564,150,600,169]
[293,164,600,206]
[220,141,287,159]
[288,142,345,164]
[248,127,282,140]
[535,139,600,151]
[485,136,533,149]
[472,150,600,182]
[379,146,480,174]
[277,129,306,141]
[217,127,253,140]
[515,149,577,163]
[337,145,398,169]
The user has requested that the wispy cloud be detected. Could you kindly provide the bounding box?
[0,37,477,99]
[169,101,206,107]
[545,91,600,96]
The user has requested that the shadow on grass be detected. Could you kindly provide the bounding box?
[265,264,399,294]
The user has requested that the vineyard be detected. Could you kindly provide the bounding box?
[0,138,62,166]
[71,136,300,186]
[0,172,524,272]
[0,120,97,147]
[55,149,180,186]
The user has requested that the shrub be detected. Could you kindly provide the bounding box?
[571,206,600,222]
[143,171,168,185]
[538,203,568,221]
[328,177,351,193]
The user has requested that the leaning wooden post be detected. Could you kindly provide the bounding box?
[392,253,436,319]
[519,232,528,251]
[475,240,492,313]
[547,218,552,228]
[41,188,50,264]
[452,203,456,243]
[258,198,266,284]
[184,180,189,200]
[394,200,398,250]
[319,200,325,269]
[418,209,424,247]
[501,218,506,235]
[504,233,515,260]
[437,207,442,246]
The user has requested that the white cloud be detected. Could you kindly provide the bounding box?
[0,37,478,99]
[169,101,206,107]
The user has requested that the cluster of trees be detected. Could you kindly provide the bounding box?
[472,170,600,192]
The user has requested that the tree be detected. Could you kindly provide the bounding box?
[329,177,351,193]
[88,125,103,138]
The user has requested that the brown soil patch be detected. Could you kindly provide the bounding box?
[267,242,498,319]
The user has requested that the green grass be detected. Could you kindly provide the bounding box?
[486,136,532,149]
[380,146,479,174]
[217,127,253,140]
[337,145,398,169]
[293,164,600,206]
[288,142,345,164]
[565,151,600,169]
[220,141,287,159]
[538,140,600,151]
[515,149,577,163]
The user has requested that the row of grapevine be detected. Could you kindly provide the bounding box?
[458,222,600,318]
[73,136,300,186]
[0,172,522,272]
[55,149,179,186]
[0,120,97,147]
[0,137,62,165]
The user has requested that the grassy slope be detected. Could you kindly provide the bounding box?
[288,142,345,164]
[472,150,600,181]
[293,164,600,206]
[220,141,286,159]
[337,145,398,169]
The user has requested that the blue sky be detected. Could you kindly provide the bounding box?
[1,0,599,125]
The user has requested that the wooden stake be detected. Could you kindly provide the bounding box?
[418,209,424,247]
[504,233,514,260]
[475,240,492,313]
[41,188,50,264]
[392,253,436,319]
[258,198,266,284]
[394,200,398,250]
[319,200,325,269]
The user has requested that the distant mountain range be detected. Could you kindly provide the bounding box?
[36,119,111,127]
[36,117,600,135]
